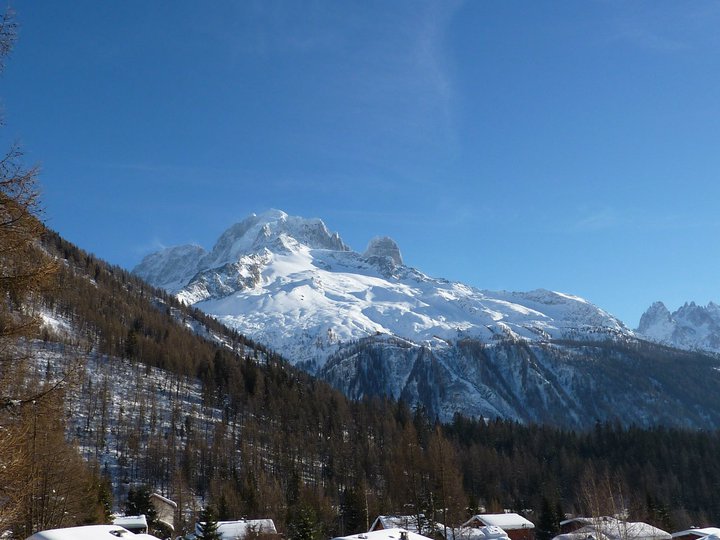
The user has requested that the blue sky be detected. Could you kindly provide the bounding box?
[3,1,719,327]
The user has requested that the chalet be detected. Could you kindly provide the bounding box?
[332,527,435,540]
[553,530,611,540]
[555,517,671,540]
[26,525,160,540]
[192,519,278,540]
[368,515,509,540]
[370,515,440,537]
[450,525,511,540]
[462,514,535,540]
[150,493,178,534]
[672,529,720,540]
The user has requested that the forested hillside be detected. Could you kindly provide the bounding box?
[1,165,719,536]
[21,228,720,539]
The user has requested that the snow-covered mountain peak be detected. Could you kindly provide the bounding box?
[128,211,694,422]
[649,300,670,312]
[202,209,349,268]
[637,300,720,354]
[364,236,403,266]
[259,208,288,221]
[637,301,672,333]
[134,210,636,372]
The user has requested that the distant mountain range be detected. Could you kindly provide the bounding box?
[134,210,720,427]
[637,301,720,354]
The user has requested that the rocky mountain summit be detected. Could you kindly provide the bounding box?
[363,236,404,266]
[637,300,720,354]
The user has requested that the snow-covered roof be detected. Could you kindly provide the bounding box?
[114,515,148,530]
[561,519,593,528]
[370,515,437,535]
[194,519,277,540]
[150,492,178,509]
[553,531,611,540]
[26,525,159,540]
[463,514,535,531]
[563,519,670,540]
[333,527,434,540]
[452,525,510,540]
[672,530,720,539]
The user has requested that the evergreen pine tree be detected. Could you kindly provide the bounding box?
[536,497,560,540]
[126,485,159,533]
[288,505,317,540]
[339,487,366,535]
[197,506,222,540]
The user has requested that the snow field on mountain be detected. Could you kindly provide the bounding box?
[202,263,627,369]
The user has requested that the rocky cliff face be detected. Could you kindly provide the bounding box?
[319,334,720,428]
[364,236,403,266]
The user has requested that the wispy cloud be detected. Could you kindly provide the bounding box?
[410,1,463,151]
[131,237,172,260]
[278,2,463,157]
[194,2,464,180]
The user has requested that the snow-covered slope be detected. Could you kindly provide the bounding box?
[135,210,631,371]
[637,301,720,354]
